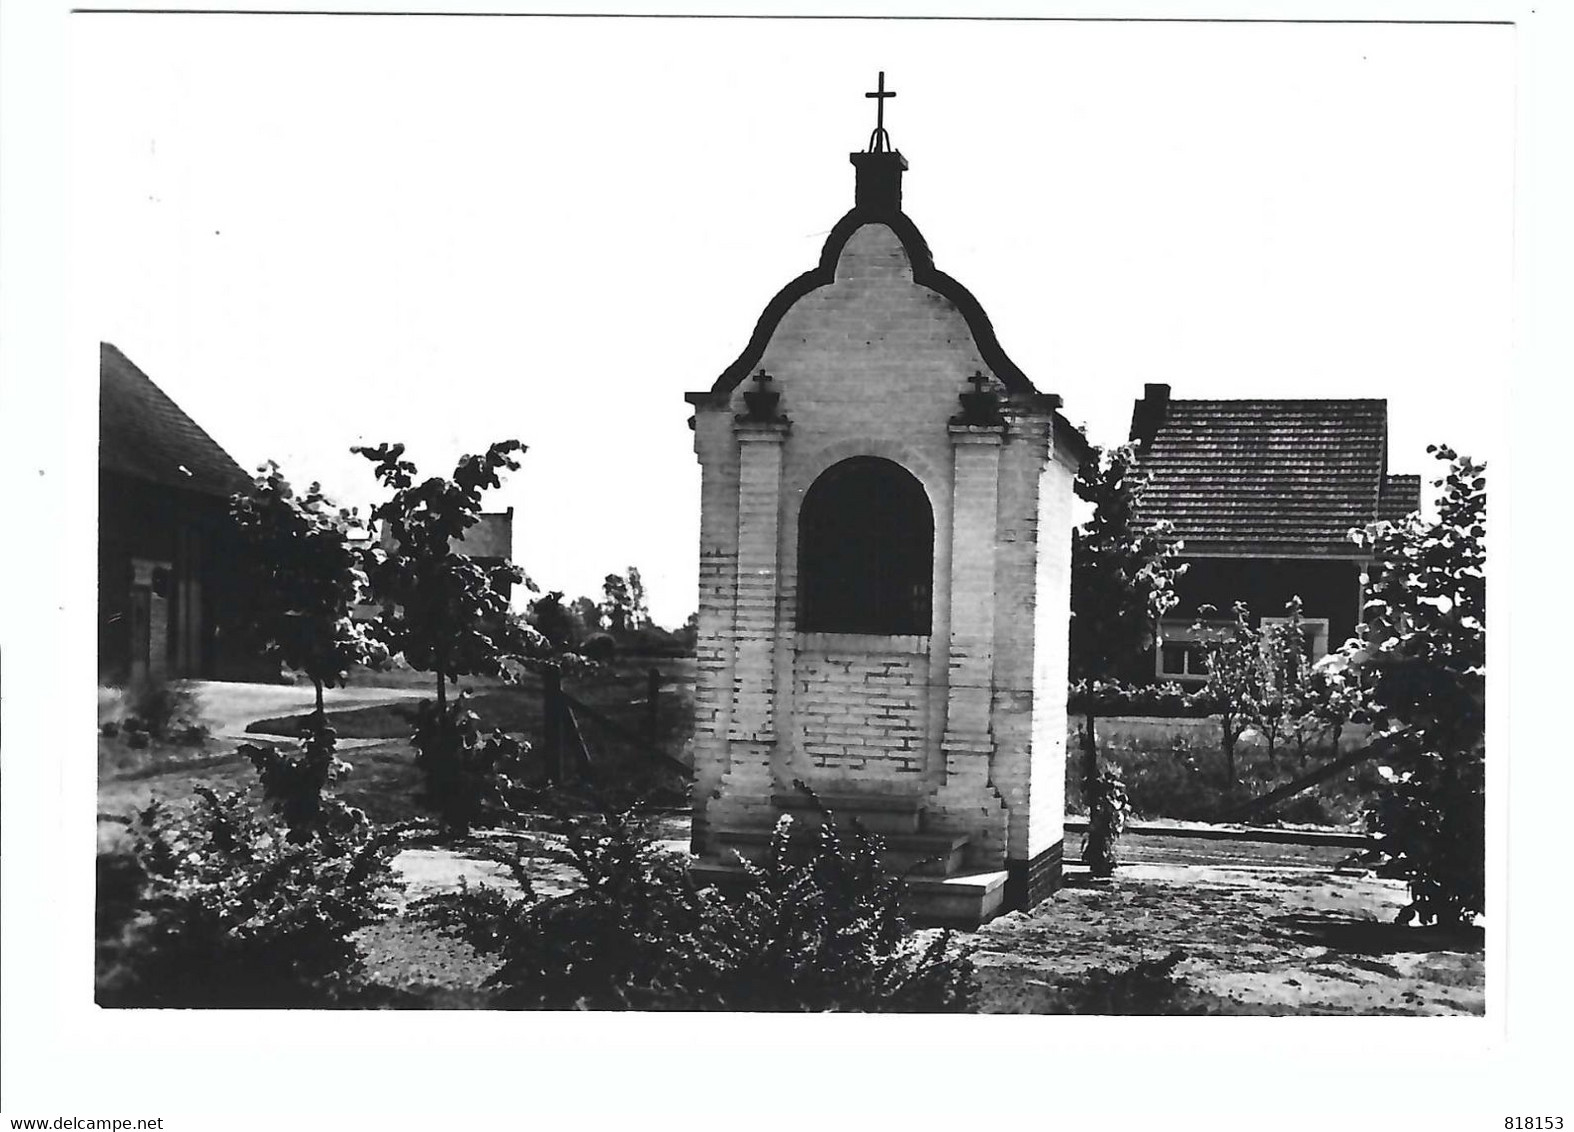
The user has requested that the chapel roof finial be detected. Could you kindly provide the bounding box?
[865,71,896,153]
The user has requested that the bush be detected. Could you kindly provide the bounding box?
[119,678,209,743]
[1082,767,1130,876]
[95,787,401,1008]
[241,724,370,844]
[409,693,533,839]
[1345,445,1486,927]
[421,790,976,1011]
[1068,680,1212,719]
[580,632,616,664]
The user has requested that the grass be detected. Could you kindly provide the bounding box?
[1066,725,1385,827]
[95,657,702,828]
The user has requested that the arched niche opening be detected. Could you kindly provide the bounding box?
[797,456,934,635]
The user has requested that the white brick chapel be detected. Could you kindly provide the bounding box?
[684,79,1089,925]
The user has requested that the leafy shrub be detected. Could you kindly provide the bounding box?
[120,678,209,744]
[580,632,616,664]
[1068,679,1212,719]
[241,724,370,844]
[96,787,401,1007]
[706,813,976,1011]
[409,693,533,838]
[421,790,975,1011]
[1344,445,1486,927]
[1082,767,1130,876]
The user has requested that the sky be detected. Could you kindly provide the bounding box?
[71,15,1514,628]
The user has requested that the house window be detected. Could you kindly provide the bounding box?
[1155,618,1231,684]
[1159,641,1209,681]
[798,456,933,635]
[1259,617,1332,662]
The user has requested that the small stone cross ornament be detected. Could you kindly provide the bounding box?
[741,369,786,422]
[956,370,1004,426]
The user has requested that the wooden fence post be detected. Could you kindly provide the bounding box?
[543,668,565,782]
[646,667,661,752]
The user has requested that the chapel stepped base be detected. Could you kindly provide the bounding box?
[768,790,926,835]
[709,825,969,877]
[687,858,1010,928]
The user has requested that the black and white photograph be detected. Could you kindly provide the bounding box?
[1,0,1566,1128]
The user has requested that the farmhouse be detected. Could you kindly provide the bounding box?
[98,342,256,684]
[366,508,516,591]
[684,78,1089,925]
[1128,383,1421,682]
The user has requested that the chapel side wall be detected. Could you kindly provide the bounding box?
[690,409,740,840]
[1027,432,1078,863]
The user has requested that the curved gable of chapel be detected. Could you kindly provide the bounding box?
[704,205,1040,398]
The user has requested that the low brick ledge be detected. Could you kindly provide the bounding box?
[712,826,968,853]
[770,791,926,814]
[1063,817,1374,850]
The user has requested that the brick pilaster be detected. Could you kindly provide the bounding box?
[928,423,1010,861]
[942,424,1003,753]
[728,419,789,742]
[710,417,790,823]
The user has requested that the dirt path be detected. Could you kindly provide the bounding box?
[184,680,425,738]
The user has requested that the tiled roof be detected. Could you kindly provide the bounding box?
[1378,474,1422,523]
[100,342,252,498]
[1133,397,1390,556]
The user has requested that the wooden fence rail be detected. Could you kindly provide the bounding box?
[539,666,692,783]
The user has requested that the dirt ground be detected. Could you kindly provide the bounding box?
[972,837,1484,1015]
[339,823,1484,1015]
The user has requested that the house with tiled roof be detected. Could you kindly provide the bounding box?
[1128,383,1420,684]
[99,342,258,684]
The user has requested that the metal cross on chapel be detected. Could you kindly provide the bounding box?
[866,71,896,153]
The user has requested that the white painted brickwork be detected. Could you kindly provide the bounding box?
[688,213,1078,899]
[794,643,928,778]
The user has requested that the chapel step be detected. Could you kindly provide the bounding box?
[709,825,968,878]
[769,790,926,835]
[688,859,1010,928]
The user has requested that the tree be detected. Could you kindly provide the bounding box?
[355,441,547,836]
[1069,442,1185,787]
[228,463,375,722]
[528,590,580,652]
[228,464,383,841]
[1194,602,1261,783]
[1069,442,1184,872]
[601,572,633,633]
[1256,596,1314,765]
[625,566,651,631]
[571,596,603,634]
[1301,663,1363,766]
[1342,445,1485,927]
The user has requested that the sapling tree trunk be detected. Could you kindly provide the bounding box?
[1220,712,1238,783]
[1081,705,1099,806]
